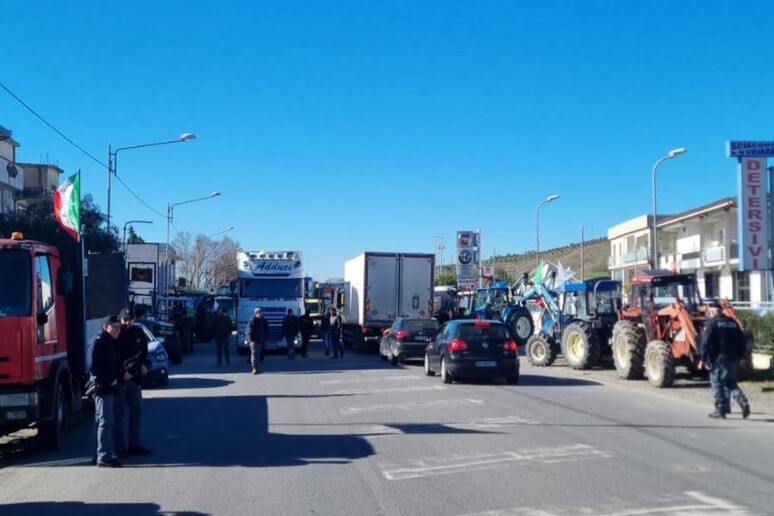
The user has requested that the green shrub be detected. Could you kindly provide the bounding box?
[736,310,774,355]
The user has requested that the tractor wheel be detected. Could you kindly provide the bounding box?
[561,321,600,370]
[611,321,645,380]
[526,334,557,367]
[168,332,183,365]
[506,307,535,347]
[644,340,675,388]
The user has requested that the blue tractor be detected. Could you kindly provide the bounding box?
[525,277,622,369]
[472,276,536,347]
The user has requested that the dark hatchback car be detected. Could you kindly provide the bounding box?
[424,319,519,384]
[380,318,441,365]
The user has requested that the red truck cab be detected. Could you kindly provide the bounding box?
[0,232,80,449]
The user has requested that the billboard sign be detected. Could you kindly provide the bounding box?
[727,141,774,158]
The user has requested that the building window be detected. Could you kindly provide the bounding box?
[735,271,750,302]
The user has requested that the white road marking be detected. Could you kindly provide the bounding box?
[452,415,541,428]
[459,491,753,516]
[340,398,485,415]
[381,444,614,480]
[320,375,421,385]
[333,384,447,395]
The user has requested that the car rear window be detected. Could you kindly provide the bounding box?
[458,325,509,340]
[404,320,440,332]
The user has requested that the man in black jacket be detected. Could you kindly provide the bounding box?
[248,308,270,374]
[282,308,301,360]
[116,307,152,456]
[699,305,751,419]
[298,309,314,358]
[91,315,124,467]
[212,307,233,365]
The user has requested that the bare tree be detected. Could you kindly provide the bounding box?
[173,232,239,291]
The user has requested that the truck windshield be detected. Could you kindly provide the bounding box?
[0,250,32,316]
[239,278,302,299]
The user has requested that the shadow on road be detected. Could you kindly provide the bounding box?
[163,377,234,390]
[0,501,202,516]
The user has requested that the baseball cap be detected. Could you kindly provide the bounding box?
[119,307,135,320]
[102,315,121,327]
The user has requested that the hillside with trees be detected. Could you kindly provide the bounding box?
[437,237,610,285]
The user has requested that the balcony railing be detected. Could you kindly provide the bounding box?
[608,248,649,267]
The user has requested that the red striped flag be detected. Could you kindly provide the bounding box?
[54,171,81,240]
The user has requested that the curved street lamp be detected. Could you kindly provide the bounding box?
[165,192,221,290]
[122,219,153,252]
[208,226,234,239]
[651,147,687,269]
[107,132,196,230]
[536,194,560,270]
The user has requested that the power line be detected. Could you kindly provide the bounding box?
[0,81,165,221]
[0,81,105,168]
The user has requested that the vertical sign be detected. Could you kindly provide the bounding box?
[739,157,769,270]
[456,230,478,290]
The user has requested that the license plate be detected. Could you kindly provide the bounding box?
[415,336,430,342]
[475,361,497,367]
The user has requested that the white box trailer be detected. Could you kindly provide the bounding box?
[342,252,435,352]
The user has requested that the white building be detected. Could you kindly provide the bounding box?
[608,197,770,304]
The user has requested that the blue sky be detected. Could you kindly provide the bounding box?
[3,1,773,281]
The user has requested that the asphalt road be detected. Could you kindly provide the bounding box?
[1,340,773,516]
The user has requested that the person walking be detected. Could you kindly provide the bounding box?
[282,308,301,360]
[115,307,152,457]
[248,308,270,374]
[299,308,314,358]
[329,307,344,359]
[319,309,332,356]
[212,307,233,365]
[90,315,124,467]
[699,303,752,419]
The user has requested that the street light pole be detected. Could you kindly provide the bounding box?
[536,194,559,271]
[165,192,223,263]
[107,133,196,231]
[122,219,153,253]
[651,147,686,269]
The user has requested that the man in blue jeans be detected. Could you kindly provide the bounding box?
[115,307,152,456]
[699,303,751,420]
[91,315,124,467]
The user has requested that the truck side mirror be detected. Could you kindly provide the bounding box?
[37,311,49,325]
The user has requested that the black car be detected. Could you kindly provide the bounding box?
[380,318,441,365]
[424,319,519,384]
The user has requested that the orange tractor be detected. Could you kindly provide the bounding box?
[611,271,752,388]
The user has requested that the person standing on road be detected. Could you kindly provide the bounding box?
[115,307,152,457]
[319,309,332,356]
[282,308,301,360]
[299,308,314,358]
[329,307,344,359]
[90,315,125,467]
[699,303,751,419]
[248,308,270,374]
[212,307,233,365]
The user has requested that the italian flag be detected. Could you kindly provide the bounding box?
[54,171,81,240]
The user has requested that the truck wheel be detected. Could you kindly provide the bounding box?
[526,335,557,367]
[506,307,535,347]
[424,353,435,376]
[611,321,645,380]
[644,340,675,388]
[561,321,600,370]
[39,380,68,450]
